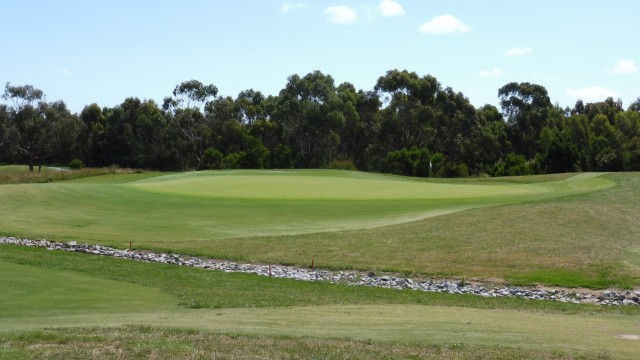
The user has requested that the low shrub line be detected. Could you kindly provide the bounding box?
[0,167,141,184]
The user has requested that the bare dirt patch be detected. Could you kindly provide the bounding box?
[619,334,640,340]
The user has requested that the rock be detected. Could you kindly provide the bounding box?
[2,236,639,307]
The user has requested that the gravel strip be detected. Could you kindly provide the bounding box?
[2,236,639,306]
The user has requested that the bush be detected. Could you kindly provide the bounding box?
[201,148,223,170]
[439,162,469,178]
[326,159,356,171]
[492,153,533,176]
[69,159,84,170]
[223,152,244,169]
[266,144,293,169]
[384,147,431,177]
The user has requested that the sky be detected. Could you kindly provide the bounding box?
[1,0,638,113]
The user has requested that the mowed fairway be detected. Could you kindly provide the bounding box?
[2,169,637,286]
[2,246,640,359]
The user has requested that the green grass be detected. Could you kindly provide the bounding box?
[3,167,639,357]
[1,327,592,360]
[1,246,639,359]
[4,245,626,313]
[0,262,175,317]
[1,169,636,288]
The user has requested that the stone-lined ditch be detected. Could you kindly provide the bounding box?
[2,236,639,306]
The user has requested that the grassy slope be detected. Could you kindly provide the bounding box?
[1,245,640,359]
[1,169,636,287]
[1,170,612,243]
[215,172,640,287]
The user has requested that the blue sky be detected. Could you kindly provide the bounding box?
[1,0,638,113]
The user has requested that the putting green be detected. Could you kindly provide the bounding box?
[129,170,612,200]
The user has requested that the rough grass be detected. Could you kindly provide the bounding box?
[0,327,617,360]
[0,165,146,184]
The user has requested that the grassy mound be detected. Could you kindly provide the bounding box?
[1,169,639,287]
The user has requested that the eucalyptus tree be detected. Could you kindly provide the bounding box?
[2,83,44,170]
[474,104,510,172]
[498,82,552,159]
[0,104,10,162]
[273,71,345,167]
[235,89,265,125]
[375,70,440,153]
[629,98,640,112]
[163,80,218,169]
[2,83,79,171]
[79,103,106,166]
[39,100,82,168]
[615,110,640,169]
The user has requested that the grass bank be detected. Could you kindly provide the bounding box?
[0,169,637,288]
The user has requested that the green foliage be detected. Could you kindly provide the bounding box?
[2,74,640,176]
[68,159,84,170]
[266,144,293,169]
[222,152,244,169]
[492,153,534,176]
[437,162,469,178]
[201,147,223,170]
[384,147,430,177]
[326,159,356,170]
[239,136,268,169]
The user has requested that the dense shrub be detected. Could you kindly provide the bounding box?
[438,162,469,178]
[384,147,431,177]
[223,152,244,169]
[201,148,223,170]
[69,159,84,170]
[326,159,356,171]
[492,153,534,176]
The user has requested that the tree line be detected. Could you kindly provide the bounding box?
[2,70,640,176]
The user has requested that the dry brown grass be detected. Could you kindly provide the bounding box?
[0,165,142,184]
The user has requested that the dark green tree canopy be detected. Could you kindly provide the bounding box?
[2,72,639,175]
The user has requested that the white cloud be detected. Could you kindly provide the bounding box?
[280,3,309,13]
[609,59,637,75]
[565,87,619,101]
[324,5,358,25]
[419,15,470,35]
[378,0,405,17]
[505,47,533,57]
[61,69,71,76]
[479,68,503,78]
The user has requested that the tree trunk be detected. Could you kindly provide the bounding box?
[28,156,34,172]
